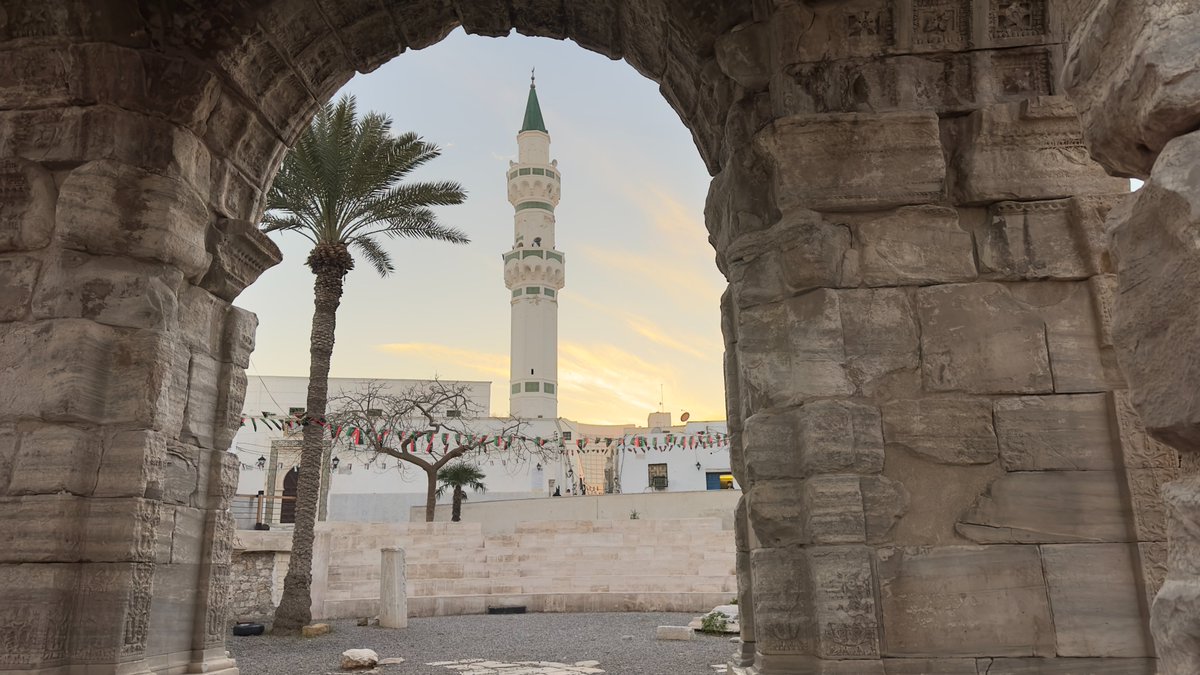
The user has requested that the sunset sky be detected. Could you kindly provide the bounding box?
[236,28,727,425]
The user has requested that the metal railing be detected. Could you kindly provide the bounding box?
[232,492,296,530]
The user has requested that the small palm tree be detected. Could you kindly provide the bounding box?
[436,463,488,522]
[265,94,468,633]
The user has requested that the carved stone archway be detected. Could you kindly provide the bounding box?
[0,1,1183,674]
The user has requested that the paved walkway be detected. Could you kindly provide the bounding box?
[227,613,734,675]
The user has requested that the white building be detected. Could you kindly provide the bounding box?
[227,79,735,527]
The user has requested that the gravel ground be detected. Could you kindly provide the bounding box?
[227,613,734,675]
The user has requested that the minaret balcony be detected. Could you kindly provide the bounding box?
[504,251,565,289]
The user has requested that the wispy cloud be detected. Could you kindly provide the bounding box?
[571,292,723,361]
[375,343,509,379]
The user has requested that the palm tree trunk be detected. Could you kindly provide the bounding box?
[274,264,345,632]
[425,470,437,522]
[452,487,464,522]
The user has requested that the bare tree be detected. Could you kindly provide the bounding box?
[325,380,546,521]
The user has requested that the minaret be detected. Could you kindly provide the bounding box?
[504,74,564,419]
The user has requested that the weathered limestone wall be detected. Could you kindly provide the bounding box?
[712,1,1162,673]
[1064,2,1200,673]
[229,552,278,624]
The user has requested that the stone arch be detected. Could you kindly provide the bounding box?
[0,2,1178,674]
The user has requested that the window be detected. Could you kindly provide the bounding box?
[511,384,521,394]
[543,383,555,394]
[515,201,553,212]
[546,170,557,179]
[288,407,305,416]
[543,288,556,298]
[532,167,546,175]
[512,289,522,298]
[524,382,540,392]
[508,170,518,180]
[518,167,532,175]
[525,287,540,295]
[446,409,461,418]
[649,464,668,489]
[366,408,383,418]
[562,431,572,441]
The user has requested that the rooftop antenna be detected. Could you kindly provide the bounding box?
[531,68,535,87]
[659,384,664,413]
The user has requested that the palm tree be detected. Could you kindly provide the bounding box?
[263,95,468,633]
[435,463,488,522]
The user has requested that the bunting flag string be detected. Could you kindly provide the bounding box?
[237,412,731,453]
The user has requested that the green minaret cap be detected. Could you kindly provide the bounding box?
[521,73,547,133]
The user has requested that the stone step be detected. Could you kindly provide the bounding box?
[512,518,724,534]
[404,560,734,580]
[404,575,736,596]
[404,591,736,618]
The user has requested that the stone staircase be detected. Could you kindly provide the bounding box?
[317,518,736,619]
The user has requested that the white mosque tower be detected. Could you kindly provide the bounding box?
[504,73,564,419]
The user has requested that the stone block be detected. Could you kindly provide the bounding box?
[982,658,1157,674]
[301,623,330,637]
[0,320,174,427]
[180,354,221,449]
[839,289,920,396]
[883,443,1005,547]
[0,563,77,668]
[994,394,1116,471]
[803,476,868,545]
[222,305,258,368]
[6,424,102,496]
[93,430,167,499]
[0,157,55,253]
[743,400,884,482]
[881,398,998,465]
[1110,391,1178,470]
[161,443,199,506]
[976,199,1097,280]
[655,625,694,641]
[916,283,1052,394]
[751,547,816,655]
[881,658,977,674]
[0,495,159,563]
[755,112,945,213]
[177,285,227,357]
[56,160,212,280]
[1063,0,1200,176]
[1106,130,1200,451]
[951,97,1127,204]
[736,290,852,407]
[956,471,1132,544]
[198,219,282,302]
[32,250,183,330]
[1007,281,1117,393]
[877,545,1054,657]
[808,545,879,659]
[726,212,854,307]
[846,206,976,286]
[0,254,39,321]
[861,476,909,544]
[0,426,14,495]
[1041,543,1153,657]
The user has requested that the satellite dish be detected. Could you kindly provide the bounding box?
[680,412,691,422]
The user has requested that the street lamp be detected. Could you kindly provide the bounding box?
[256,456,266,470]
[331,456,341,470]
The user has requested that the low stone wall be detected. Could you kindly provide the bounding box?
[229,551,277,624]
[408,490,741,533]
[231,516,734,621]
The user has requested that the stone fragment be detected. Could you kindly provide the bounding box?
[808,545,879,659]
[916,283,1052,394]
[735,290,851,407]
[742,400,884,481]
[56,160,212,280]
[803,476,867,545]
[993,394,1115,471]
[956,471,1132,543]
[199,219,283,301]
[1106,130,1200,451]
[881,398,997,465]
[341,648,379,670]
[951,97,1127,204]
[302,623,330,637]
[846,206,975,286]
[0,254,39,321]
[877,545,1054,657]
[377,658,404,665]
[1041,543,1153,657]
[655,626,694,641]
[755,112,945,212]
[714,22,769,91]
[1063,0,1200,176]
[839,289,920,396]
[32,250,183,330]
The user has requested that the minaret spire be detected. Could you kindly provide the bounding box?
[504,78,563,419]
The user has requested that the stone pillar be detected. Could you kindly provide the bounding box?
[710,3,1150,673]
[0,26,281,674]
[1064,3,1200,671]
[379,548,408,629]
